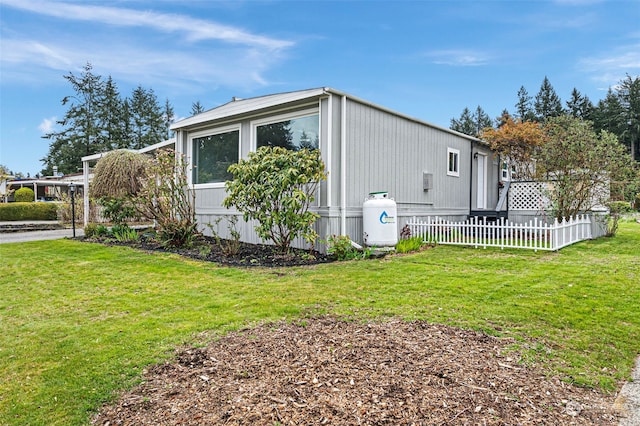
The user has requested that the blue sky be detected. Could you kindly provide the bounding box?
[1,0,639,176]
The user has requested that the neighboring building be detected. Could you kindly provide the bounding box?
[170,87,501,247]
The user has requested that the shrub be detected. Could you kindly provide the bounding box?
[327,235,370,261]
[84,223,100,238]
[606,201,634,236]
[134,150,198,248]
[14,187,35,202]
[223,146,327,253]
[0,202,58,220]
[56,193,83,224]
[98,197,136,225]
[91,150,149,199]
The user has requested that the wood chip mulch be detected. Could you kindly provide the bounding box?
[92,317,618,425]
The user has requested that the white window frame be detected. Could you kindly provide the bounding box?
[501,161,517,181]
[250,108,319,152]
[188,124,241,188]
[447,147,460,177]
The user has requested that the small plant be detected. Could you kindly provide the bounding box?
[326,235,370,261]
[206,215,242,257]
[606,201,634,236]
[395,236,425,253]
[111,224,139,242]
[99,197,136,225]
[84,223,99,239]
[14,187,35,202]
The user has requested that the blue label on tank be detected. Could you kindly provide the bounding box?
[379,211,395,224]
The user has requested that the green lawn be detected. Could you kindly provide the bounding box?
[1,222,639,425]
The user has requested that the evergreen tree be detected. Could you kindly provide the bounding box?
[565,88,594,120]
[616,74,640,161]
[163,98,175,140]
[128,86,165,150]
[473,105,493,133]
[515,86,536,122]
[100,76,129,150]
[450,107,476,136]
[534,76,563,122]
[450,106,492,136]
[191,101,205,115]
[41,62,107,175]
[496,109,511,128]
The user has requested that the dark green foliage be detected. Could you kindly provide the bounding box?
[450,106,493,136]
[99,197,136,225]
[515,86,536,122]
[223,146,327,253]
[326,235,371,260]
[534,76,564,122]
[14,187,35,202]
[83,223,100,238]
[41,62,173,175]
[129,86,165,150]
[565,88,594,120]
[0,202,58,220]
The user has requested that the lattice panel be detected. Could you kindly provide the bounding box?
[509,182,551,211]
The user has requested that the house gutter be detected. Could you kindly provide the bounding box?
[469,140,475,217]
[340,95,347,235]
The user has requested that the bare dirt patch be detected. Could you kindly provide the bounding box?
[93,317,618,425]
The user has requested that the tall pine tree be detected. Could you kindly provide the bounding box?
[534,76,563,122]
[515,86,536,122]
[128,86,165,150]
[565,88,594,120]
[41,62,106,175]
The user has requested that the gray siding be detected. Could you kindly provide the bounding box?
[343,98,471,214]
[176,89,500,250]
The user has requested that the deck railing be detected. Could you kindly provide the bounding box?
[406,215,594,251]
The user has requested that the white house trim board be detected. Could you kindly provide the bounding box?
[477,153,487,209]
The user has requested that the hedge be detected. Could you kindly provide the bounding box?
[0,202,59,221]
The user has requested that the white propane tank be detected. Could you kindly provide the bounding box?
[363,192,398,247]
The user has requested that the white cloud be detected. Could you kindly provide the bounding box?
[38,117,57,134]
[1,0,293,51]
[424,49,490,67]
[579,43,640,85]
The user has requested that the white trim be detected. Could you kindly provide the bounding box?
[476,153,487,209]
[188,124,241,187]
[325,96,332,208]
[250,108,319,152]
[340,95,347,235]
[447,147,460,177]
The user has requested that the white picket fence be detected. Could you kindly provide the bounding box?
[407,215,594,251]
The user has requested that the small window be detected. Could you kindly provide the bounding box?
[447,148,460,177]
[192,129,239,185]
[501,161,516,181]
[256,114,319,151]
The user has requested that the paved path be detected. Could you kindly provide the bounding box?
[615,356,640,425]
[0,227,84,243]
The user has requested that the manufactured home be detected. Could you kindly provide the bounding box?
[170,87,502,248]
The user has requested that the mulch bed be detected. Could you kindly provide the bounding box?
[92,317,619,425]
[92,234,333,267]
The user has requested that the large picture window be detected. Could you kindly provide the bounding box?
[256,114,319,151]
[192,129,239,185]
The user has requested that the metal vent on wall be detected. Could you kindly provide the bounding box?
[423,172,433,191]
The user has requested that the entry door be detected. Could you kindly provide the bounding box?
[477,154,487,209]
